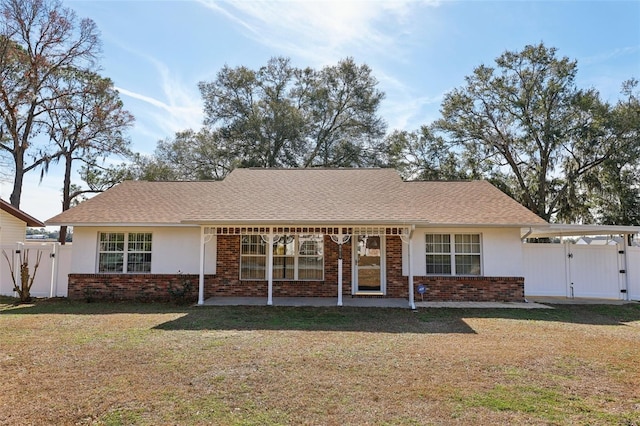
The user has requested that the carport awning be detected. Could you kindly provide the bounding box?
[522,224,640,239]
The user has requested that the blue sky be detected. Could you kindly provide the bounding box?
[3,0,639,223]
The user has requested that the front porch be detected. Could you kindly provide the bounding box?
[197,226,418,308]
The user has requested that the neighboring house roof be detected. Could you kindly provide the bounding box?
[0,198,45,227]
[45,168,547,227]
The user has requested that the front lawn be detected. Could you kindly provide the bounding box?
[0,297,638,425]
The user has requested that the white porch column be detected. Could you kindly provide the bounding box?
[331,233,350,307]
[267,228,274,306]
[337,231,344,307]
[408,240,415,310]
[198,226,205,305]
[401,226,416,310]
[338,255,343,307]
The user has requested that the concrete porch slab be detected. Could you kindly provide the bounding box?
[201,297,410,308]
[201,297,555,309]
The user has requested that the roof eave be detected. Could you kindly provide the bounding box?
[1,199,45,227]
[44,221,199,227]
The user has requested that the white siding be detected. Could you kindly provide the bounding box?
[0,210,27,245]
[71,226,216,275]
[404,227,524,277]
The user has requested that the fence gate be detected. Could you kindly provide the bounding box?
[566,244,623,299]
[523,242,627,300]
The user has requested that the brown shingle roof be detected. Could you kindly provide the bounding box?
[45,168,547,227]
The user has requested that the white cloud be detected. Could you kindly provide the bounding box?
[198,0,438,64]
[115,60,204,149]
[197,0,443,133]
[383,93,443,131]
[580,45,640,66]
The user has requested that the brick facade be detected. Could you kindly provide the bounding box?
[68,273,199,302]
[203,235,353,299]
[67,235,524,303]
[411,276,524,302]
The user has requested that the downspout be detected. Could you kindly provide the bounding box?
[521,227,533,242]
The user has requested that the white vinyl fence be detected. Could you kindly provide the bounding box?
[0,242,71,298]
[523,241,639,301]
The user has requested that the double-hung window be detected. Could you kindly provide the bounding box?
[240,235,267,280]
[296,234,323,280]
[240,234,324,280]
[98,232,152,273]
[426,233,481,275]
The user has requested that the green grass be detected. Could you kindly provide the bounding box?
[0,297,639,425]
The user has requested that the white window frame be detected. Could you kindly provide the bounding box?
[240,234,324,281]
[425,233,482,276]
[240,235,267,280]
[97,232,152,273]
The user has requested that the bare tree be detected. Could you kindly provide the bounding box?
[0,0,100,208]
[45,69,134,243]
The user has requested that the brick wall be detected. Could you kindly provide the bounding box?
[386,236,408,298]
[204,235,352,298]
[67,234,524,302]
[68,273,199,302]
[411,276,525,302]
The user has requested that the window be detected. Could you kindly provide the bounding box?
[273,235,295,280]
[240,234,324,280]
[426,233,481,275]
[98,232,152,273]
[240,235,267,280]
[296,234,323,280]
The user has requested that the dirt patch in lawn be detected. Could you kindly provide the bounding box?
[0,298,639,425]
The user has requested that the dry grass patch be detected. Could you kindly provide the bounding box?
[0,297,638,425]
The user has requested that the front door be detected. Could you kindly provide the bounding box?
[354,235,384,294]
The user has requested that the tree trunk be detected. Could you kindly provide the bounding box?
[58,152,73,245]
[9,148,24,208]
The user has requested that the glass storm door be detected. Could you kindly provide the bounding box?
[355,235,383,293]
